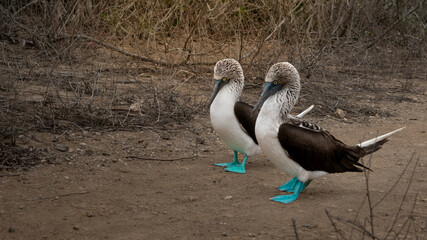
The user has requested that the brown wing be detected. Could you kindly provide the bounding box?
[278,123,366,173]
[234,101,259,144]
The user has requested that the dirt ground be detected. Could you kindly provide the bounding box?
[0,44,426,239]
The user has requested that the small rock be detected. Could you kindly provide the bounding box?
[248,233,256,237]
[55,144,69,152]
[161,133,171,140]
[222,232,228,237]
[195,137,205,145]
[129,100,145,112]
[73,226,79,230]
[188,196,199,202]
[8,227,15,233]
[224,195,233,200]
[86,212,94,217]
[335,108,346,118]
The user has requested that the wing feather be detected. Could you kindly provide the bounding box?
[278,122,366,173]
[234,101,259,144]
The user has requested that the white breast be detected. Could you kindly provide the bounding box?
[210,86,261,156]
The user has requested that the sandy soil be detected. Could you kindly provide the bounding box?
[0,46,426,239]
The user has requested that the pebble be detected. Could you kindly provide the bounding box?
[335,108,346,118]
[55,144,69,152]
[161,133,171,140]
[195,136,205,145]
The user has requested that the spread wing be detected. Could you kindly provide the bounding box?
[278,121,368,173]
[234,101,259,144]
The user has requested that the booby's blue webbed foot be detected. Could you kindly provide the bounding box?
[214,161,239,167]
[278,178,312,193]
[224,155,248,174]
[224,164,245,173]
[214,151,239,167]
[271,180,305,204]
[278,177,298,192]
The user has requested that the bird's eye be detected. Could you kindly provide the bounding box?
[273,80,278,85]
[222,77,227,82]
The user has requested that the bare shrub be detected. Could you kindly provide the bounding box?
[0,0,425,169]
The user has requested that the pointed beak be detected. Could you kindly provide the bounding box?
[208,80,225,107]
[252,82,283,114]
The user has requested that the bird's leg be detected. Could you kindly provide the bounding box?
[278,177,298,192]
[213,151,240,167]
[302,180,312,191]
[224,154,248,174]
[270,180,304,204]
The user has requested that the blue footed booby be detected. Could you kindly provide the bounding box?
[208,59,313,174]
[253,62,404,203]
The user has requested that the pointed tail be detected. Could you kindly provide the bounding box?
[296,105,314,118]
[357,127,405,155]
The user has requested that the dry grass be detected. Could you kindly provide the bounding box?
[0,0,425,168]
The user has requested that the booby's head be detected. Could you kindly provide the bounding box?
[253,62,301,113]
[208,58,244,107]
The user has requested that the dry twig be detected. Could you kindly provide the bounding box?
[27,191,89,201]
[125,155,196,162]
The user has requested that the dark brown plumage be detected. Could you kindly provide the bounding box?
[278,122,388,173]
[234,101,260,144]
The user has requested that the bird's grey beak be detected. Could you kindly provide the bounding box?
[252,82,283,114]
[208,80,226,107]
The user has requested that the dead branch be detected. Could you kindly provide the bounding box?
[27,191,89,201]
[373,152,416,208]
[291,218,300,240]
[242,17,286,61]
[125,155,196,162]
[363,154,375,238]
[55,34,217,67]
[0,173,21,177]
[366,2,423,49]
[327,212,379,239]
[383,155,420,239]
[325,209,347,240]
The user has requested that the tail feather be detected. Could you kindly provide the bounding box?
[357,127,405,148]
[296,105,314,118]
[345,127,404,171]
[361,138,389,155]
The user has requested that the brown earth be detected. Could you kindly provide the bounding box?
[0,43,426,239]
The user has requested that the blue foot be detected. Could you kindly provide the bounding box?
[271,194,299,204]
[271,180,304,204]
[224,155,248,174]
[214,161,239,167]
[278,177,298,192]
[214,151,239,167]
[278,178,312,193]
[225,164,246,174]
